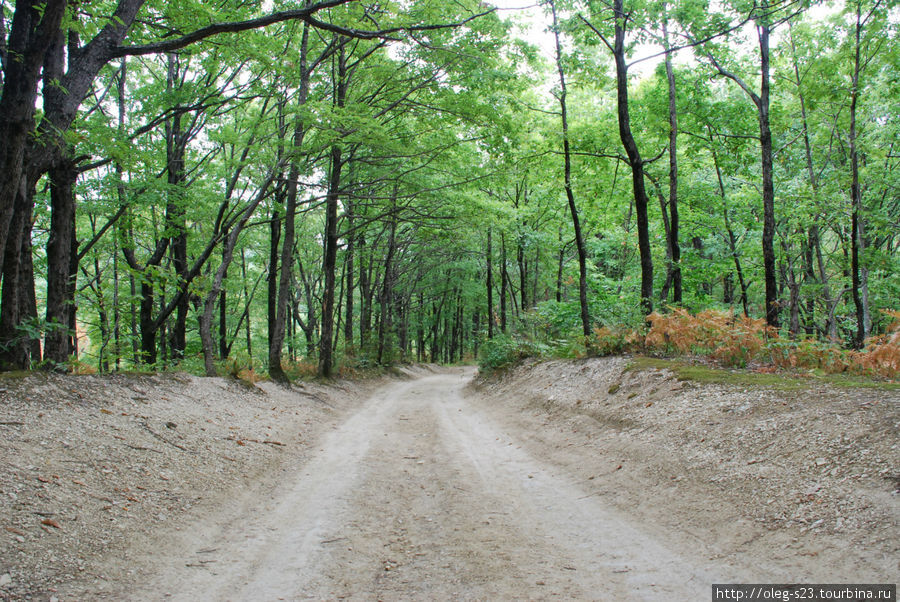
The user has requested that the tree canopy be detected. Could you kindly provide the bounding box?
[0,0,897,377]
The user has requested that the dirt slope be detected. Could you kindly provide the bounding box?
[0,369,392,601]
[472,358,899,585]
[1,360,897,601]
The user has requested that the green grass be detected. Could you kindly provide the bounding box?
[627,356,900,391]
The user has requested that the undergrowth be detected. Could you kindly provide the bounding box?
[478,307,900,382]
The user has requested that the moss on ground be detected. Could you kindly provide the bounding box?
[627,356,900,391]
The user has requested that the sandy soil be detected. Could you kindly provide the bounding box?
[1,359,898,600]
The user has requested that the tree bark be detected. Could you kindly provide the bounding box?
[44,160,78,367]
[849,0,870,348]
[611,0,653,316]
[757,19,779,329]
[0,0,67,263]
[377,207,397,365]
[500,233,508,333]
[486,228,494,339]
[0,178,35,369]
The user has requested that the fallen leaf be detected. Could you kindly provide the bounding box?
[41,519,61,529]
[5,526,25,536]
[100,408,114,415]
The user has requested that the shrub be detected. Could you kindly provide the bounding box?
[644,308,769,367]
[854,310,900,378]
[767,338,851,374]
[479,334,530,372]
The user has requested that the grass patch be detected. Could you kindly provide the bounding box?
[627,356,900,392]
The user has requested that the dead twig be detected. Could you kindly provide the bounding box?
[140,421,187,451]
[124,443,163,454]
[225,436,285,447]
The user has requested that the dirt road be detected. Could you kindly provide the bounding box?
[121,368,771,601]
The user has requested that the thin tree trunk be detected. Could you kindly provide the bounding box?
[500,233,508,333]
[270,22,311,381]
[551,0,592,336]
[757,19,779,329]
[317,39,347,378]
[663,16,682,304]
[611,0,653,315]
[200,174,276,376]
[711,138,750,316]
[344,203,355,350]
[240,248,253,358]
[377,203,397,365]
[486,227,494,339]
[849,0,870,348]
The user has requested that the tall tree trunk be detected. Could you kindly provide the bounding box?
[241,248,253,358]
[317,38,346,378]
[556,228,565,303]
[611,0,653,315]
[0,0,67,265]
[267,198,282,363]
[486,228,494,339]
[849,0,870,348]
[359,234,372,348]
[44,160,77,367]
[500,233,508,333]
[200,174,276,376]
[551,0,592,336]
[703,11,778,327]
[377,208,397,365]
[219,245,228,359]
[165,55,189,361]
[788,23,834,337]
[0,178,34,368]
[344,204,355,350]
[317,150,341,374]
[663,16,682,304]
[270,22,310,382]
[757,19,779,329]
[417,292,425,361]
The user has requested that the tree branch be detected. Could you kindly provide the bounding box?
[112,3,496,57]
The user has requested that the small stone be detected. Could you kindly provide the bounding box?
[0,573,11,586]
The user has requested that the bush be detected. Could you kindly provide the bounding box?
[645,308,770,367]
[854,310,900,378]
[478,334,531,372]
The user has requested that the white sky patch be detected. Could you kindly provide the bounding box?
[488,0,669,82]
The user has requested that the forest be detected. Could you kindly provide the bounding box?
[0,0,897,379]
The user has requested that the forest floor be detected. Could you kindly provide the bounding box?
[0,359,897,600]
